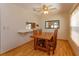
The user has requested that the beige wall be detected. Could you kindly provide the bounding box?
[68,4,79,56]
[0,3,77,55]
[38,13,70,40]
[0,6,1,50]
[0,4,39,53]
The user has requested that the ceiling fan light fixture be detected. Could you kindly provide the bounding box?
[44,10,48,14]
[33,4,56,15]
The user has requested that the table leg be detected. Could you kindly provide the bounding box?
[45,40,50,55]
[34,38,37,50]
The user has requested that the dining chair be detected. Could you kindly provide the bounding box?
[33,29,42,35]
[47,28,58,55]
[37,29,45,47]
[33,30,38,35]
[33,29,45,47]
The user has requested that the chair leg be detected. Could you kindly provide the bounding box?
[47,46,50,55]
[52,47,55,54]
[48,52,50,55]
[53,50,54,54]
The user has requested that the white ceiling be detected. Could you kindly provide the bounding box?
[15,3,75,14]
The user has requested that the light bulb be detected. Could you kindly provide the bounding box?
[44,11,48,14]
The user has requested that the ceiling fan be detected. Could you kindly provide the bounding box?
[33,4,56,14]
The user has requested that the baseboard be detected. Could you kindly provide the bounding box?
[57,39,68,41]
[58,39,76,56]
[0,38,33,55]
[0,38,71,55]
[67,39,76,56]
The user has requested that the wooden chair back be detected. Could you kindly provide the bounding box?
[53,29,58,46]
[33,29,42,35]
[33,30,38,35]
[38,29,42,35]
[50,29,58,41]
[47,29,58,55]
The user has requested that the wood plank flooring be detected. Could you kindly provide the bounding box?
[0,39,75,56]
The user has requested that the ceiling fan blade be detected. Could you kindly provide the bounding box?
[49,8,56,10]
[33,8,41,12]
[48,5,53,7]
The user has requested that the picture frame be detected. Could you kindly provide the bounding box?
[45,20,60,29]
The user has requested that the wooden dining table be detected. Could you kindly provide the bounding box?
[31,32,53,52]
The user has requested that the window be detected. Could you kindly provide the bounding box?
[45,20,60,29]
[70,5,79,47]
[26,22,35,29]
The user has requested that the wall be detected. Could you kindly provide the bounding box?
[69,28,79,55]
[68,5,79,55]
[0,3,73,54]
[38,13,70,40]
[0,4,38,53]
[0,6,1,51]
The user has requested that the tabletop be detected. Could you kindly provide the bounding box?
[32,32,53,40]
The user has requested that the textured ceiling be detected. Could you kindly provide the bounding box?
[15,3,75,14]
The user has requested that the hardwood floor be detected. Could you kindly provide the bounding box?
[0,39,75,56]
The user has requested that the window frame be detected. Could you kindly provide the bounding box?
[45,20,60,29]
[26,22,35,29]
